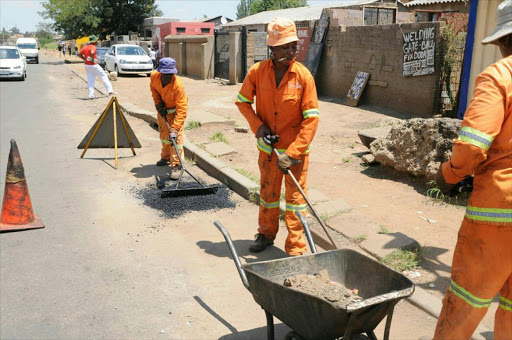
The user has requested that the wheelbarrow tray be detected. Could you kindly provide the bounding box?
[243,249,415,340]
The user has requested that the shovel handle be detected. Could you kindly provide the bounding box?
[273,148,338,249]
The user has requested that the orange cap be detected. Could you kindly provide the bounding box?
[266,17,300,47]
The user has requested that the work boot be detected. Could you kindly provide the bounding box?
[249,233,273,253]
[169,165,182,180]
[156,158,169,166]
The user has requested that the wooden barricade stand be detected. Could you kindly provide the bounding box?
[77,96,141,169]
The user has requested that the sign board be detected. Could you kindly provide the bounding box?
[345,71,370,107]
[296,27,311,62]
[403,26,436,77]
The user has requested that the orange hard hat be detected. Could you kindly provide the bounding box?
[266,17,299,47]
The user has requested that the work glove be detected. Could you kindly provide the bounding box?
[169,128,179,141]
[435,165,455,195]
[255,124,271,141]
[277,153,301,173]
[156,102,167,119]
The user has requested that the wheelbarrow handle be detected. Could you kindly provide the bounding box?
[213,221,250,291]
[295,211,318,254]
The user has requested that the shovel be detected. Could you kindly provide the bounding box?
[160,120,218,198]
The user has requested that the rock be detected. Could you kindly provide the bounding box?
[357,125,393,148]
[234,126,249,133]
[108,72,118,81]
[369,118,460,179]
[361,153,376,164]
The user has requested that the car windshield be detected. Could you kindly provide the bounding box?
[97,49,108,57]
[117,46,146,56]
[17,43,37,49]
[0,49,20,59]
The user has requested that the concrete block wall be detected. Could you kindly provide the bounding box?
[317,22,444,117]
[163,35,214,79]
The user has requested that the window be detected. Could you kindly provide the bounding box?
[176,27,186,33]
[415,11,442,22]
[201,28,211,34]
[364,7,396,25]
[145,29,152,38]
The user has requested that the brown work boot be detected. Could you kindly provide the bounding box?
[169,165,182,180]
[249,233,273,253]
[156,158,169,166]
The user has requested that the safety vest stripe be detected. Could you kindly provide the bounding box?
[237,93,253,104]
[499,296,512,312]
[167,108,176,114]
[303,108,319,119]
[260,198,280,209]
[449,280,492,308]
[286,203,307,212]
[465,206,512,223]
[459,127,493,150]
[256,140,311,155]
[161,139,183,148]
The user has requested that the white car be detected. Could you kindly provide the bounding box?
[104,44,153,77]
[0,46,27,81]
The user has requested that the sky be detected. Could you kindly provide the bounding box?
[0,0,347,33]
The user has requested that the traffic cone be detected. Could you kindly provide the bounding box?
[0,140,44,232]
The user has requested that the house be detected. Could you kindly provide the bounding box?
[203,16,233,30]
[142,17,180,42]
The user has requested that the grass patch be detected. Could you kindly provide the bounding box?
[378,225,390,234]
[319,209,348,224]
[380,247,423,272]
[350,234,367,244]
[210,132,228,144]
[342,157,351,163]
[185,156,196,164]
[234,168,259,183]
[248,187,260,204]
[185,121,201,130]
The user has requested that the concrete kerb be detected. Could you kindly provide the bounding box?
[70,66,492,338]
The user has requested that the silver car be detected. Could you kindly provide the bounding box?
[0,46,27,81]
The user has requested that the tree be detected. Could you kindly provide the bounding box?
[9,26,20,35]
[249,0,307,15]
[36,22,55,46]
[1,28,10,44]
[40,0,162,39]
[236,0,253,19]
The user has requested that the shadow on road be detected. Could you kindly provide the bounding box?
[197,238,288,263]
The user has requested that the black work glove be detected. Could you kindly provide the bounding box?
[255,124,271,140]
[277,153,301,173]
[156,102,167,119]
[435,165,455,195]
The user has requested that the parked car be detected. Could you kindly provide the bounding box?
[104,44,153,76]
[16,37,39,64]
[0,46,27,81]
[96,47,109,69]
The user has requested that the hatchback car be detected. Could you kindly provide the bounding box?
[0,46,27,81]
[96,47,109,69]
[104,44,153,76]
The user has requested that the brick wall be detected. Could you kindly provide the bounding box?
[316,22,444,117]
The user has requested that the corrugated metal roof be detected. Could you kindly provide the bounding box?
[223,0,378,27]
[402,0,466,7]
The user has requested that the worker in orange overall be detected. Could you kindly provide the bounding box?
[434,1,512,338]
[236,17,320,256]
[150,57,188,180]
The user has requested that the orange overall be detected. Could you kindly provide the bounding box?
[150,72,188,166]
[434,57,512,339]
[236,59,319,255]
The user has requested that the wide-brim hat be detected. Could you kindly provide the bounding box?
[157,57,178,74]
[482,0,512,45]
[267,17,300,47]
[88,35,99,43]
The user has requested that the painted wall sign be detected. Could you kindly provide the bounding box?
[402,26,436,77]
[296,27,310,62]
[345,71,370,107]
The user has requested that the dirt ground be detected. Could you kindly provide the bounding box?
[54,50,497,330]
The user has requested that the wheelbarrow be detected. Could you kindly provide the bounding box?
[213,218,415,340]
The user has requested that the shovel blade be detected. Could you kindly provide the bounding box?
[160,186,219,198]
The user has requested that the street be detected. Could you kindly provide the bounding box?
[0,54,439,339]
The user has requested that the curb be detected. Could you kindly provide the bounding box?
[69,64,492,338]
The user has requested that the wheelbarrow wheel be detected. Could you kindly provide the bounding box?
[284,331,305,340]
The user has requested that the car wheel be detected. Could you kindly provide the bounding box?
[146,73,151,77]
[115,65,121,77]
[35,58,39,64]
[20,71,26,81]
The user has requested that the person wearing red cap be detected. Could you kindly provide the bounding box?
[150,57,188,180]
[433,1,512,338]
[236,17,320,256]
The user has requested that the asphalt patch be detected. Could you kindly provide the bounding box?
[132,182,236,218]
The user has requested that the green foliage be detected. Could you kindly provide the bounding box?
[425,180,446,201]
[185,121,201,130]
[236,0,253,19]
[9,26,20,35]
[40,0,162,39]
[234,168,259,183]
[440,25,466,111]
[210,132,228,144]
[250,0,307,15]
[378,225,390,234]
[380,247,423,272]
[350,234,367,244]
[248,187,260,204]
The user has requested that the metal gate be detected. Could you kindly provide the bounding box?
[214,31,230,80]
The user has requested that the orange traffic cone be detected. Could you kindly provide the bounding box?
[0,140,44,232]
